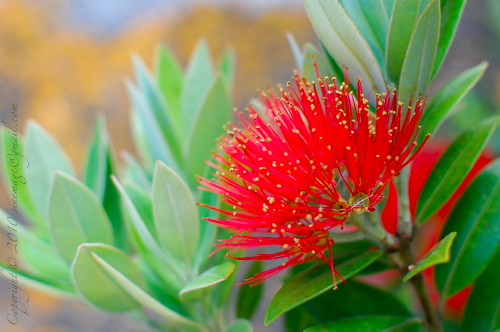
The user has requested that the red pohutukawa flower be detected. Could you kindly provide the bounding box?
[198,69,429,286]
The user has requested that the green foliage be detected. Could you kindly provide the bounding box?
[436,159,500,296]
[265,251,382,325]
[403,232,456,282]
[304,316,421,332]
[236,261,264,320]
[416,117,499,224]
[179,262,235,300]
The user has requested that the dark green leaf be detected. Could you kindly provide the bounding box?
[304,316,412,332]
[122,151,151,191]
[218,49,236,92]
[416,117,499,224]
[460,249,500,332]
[433,0,469,77]
[305,0,386,95]
[338,0,391,71]
[436,159,500,296]
[403,232,456,282]
[237,261,264,320]
[299,280,411,324]
[123,182,155,242]
[385,0,430,83]
[49,172,114,262]
[155,45,183,127]
[398,0,440,105]
[264,250,382,325]
[179,262,235,300]
[417,62,488,146]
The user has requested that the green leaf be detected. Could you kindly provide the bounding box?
[398,0,440,105]
[385,0,430,83]
[403,232,456,282]
[155,45,183,127]
[180,39,215,134]
[83,116,108,201]
[433,0,469,77]
[179,262,235,300]
[132,58,182,168]
[264,250,382,325]
[305,0,386,95]
[0,208,71,283]
[112,176,185,289]
[417,62,488,146]
[49,172,114,262]
[25,121,74,218]
[218,49,236,92]
[416,117,499,224]
[82,244,203,329]
[301,43,334,82]
[71,243,145,311]
[184,76,231,182]
[127,81,181,175]
[152,162,200,269]
[382,318,424,332]
[460,249,500,332]
[297,280,411,324]
[225,319,252,332]
[304,316,412,332]
[193,189,219,273]
[123,182,155,242]
[436,159,500,296]
[338,0,391,71]
[122,151,151,191]
[0,128,45,229]
[237,261,264,320]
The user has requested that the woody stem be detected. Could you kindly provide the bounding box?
[396,238,443,332]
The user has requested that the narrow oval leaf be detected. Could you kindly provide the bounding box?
[416,117,499,224]
[436,159,500,296]
[83,116,108,201]
[338,0,391,70]
[1,128,45,229]
[385,0,429,83]
[87,245,203,329]
[264,250,382,325]
[122,151,151,191]
[460,250,500,332]
[0,208,71,283]
[155,45,183,127]
[49,172,114,262]
[180,40,215,133]
[287,33,304,69]
[133,56,181,157]
[112,176,185,289]
[185,76,231,182]
[123,182,155,242]
[71,243,146,312]
[403,232,456,282]
[305,0,386,95]
[398,0,440,105]
[25,121,74,217]
[225,319,253,332]
[304,316,411,332]
[179,262,235,300]
[127,81,181,175]
[152,162,200,267]
[433,0,468,77]
[417,62,488,146]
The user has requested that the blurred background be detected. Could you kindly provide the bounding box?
[0,0,498,331]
